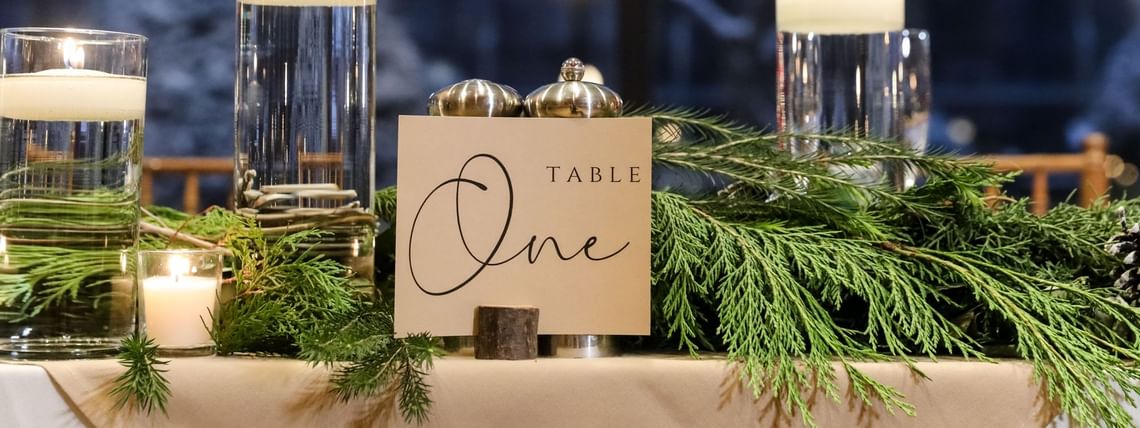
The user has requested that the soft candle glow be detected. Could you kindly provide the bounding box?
[776,0,904,34]
[61,38,85,69]
[0,69,146,122]
[0,235,8,268]
[169,255,192,276]
[143,255,218,349]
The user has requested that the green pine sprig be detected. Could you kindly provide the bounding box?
[297,301,443,424]
[201,210,439,424]
[109,332,171,415]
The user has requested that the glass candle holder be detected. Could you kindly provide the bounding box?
[0,28,147,359]
[139,249,224,356]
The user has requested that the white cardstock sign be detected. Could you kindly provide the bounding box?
[395,116,651,337]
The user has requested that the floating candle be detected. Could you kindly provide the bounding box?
[0,69,146,122]
[776,0,905,34]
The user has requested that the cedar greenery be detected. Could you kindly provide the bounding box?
[636,106,1140,427]
[297,300,442,425]
[22,107,1140,427]
[110,332,170,415]
[109,207,441,423]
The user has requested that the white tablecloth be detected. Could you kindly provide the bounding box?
[0,364,84,428]
[0,357,1133,428]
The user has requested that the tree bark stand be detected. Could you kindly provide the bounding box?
[475,306,539,360]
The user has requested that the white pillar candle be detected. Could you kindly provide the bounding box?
[0,69,146,121]
[777,0,905,34]
[143,262,218,348]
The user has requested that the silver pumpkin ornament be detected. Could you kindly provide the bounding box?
[524,58,623,118]
[427,78,523,117]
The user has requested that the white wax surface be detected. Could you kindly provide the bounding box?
[0,69,146,121]
[143,276,217,348]
[777,0,904,34]
[239,0,376,6]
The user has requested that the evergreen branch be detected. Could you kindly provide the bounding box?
[639,108,1140,427]
[626,105,759,144]
[297,301,443,424]
[374,186,398,224]
[109,332,171,415]
[203,211,438,423]
[139,221,232,255]
[651,192,986,426]
[887,244,1140,426]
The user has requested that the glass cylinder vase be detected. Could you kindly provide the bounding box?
[0,28,147,359]
[776,31,904,186]
[889,29,932,190]
[234,0,377,293]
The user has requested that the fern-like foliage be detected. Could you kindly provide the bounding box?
[641,107,1140,427]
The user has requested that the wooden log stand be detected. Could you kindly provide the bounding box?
[474,306,539,360]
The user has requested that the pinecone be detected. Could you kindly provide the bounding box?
[1108,209,1140,306]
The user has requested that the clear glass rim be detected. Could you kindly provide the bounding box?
[138,248,226,256]
[1,27,148,45]
[778,28,929,37]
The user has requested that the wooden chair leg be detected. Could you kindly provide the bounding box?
[184,173,200,214]
[141,171,154,207]
[1032,172,1049,216]
[1080,133,1109,207]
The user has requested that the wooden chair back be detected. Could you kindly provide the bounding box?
[141,157,234,213]
[976,133,1110,215]
[142,134,1111,215]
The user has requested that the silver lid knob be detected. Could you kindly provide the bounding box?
[559,58,585,82]
[524,58,623,118]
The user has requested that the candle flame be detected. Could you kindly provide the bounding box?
[169,255,191,280]
[61,38,85,69]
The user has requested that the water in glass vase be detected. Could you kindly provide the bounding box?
[235,0,377,295]
[0,89,143,359]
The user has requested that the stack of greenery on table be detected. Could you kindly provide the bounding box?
[105,108,1140,427]
[116,205,441,424]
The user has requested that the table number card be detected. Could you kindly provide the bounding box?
[395,116,651,336]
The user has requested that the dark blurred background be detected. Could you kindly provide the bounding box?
[4,0,1140,204]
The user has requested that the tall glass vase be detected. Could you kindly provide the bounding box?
[776,31,904,186]
[0,28,148,359]
[234,0,377,293]
[891,29,932,190]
